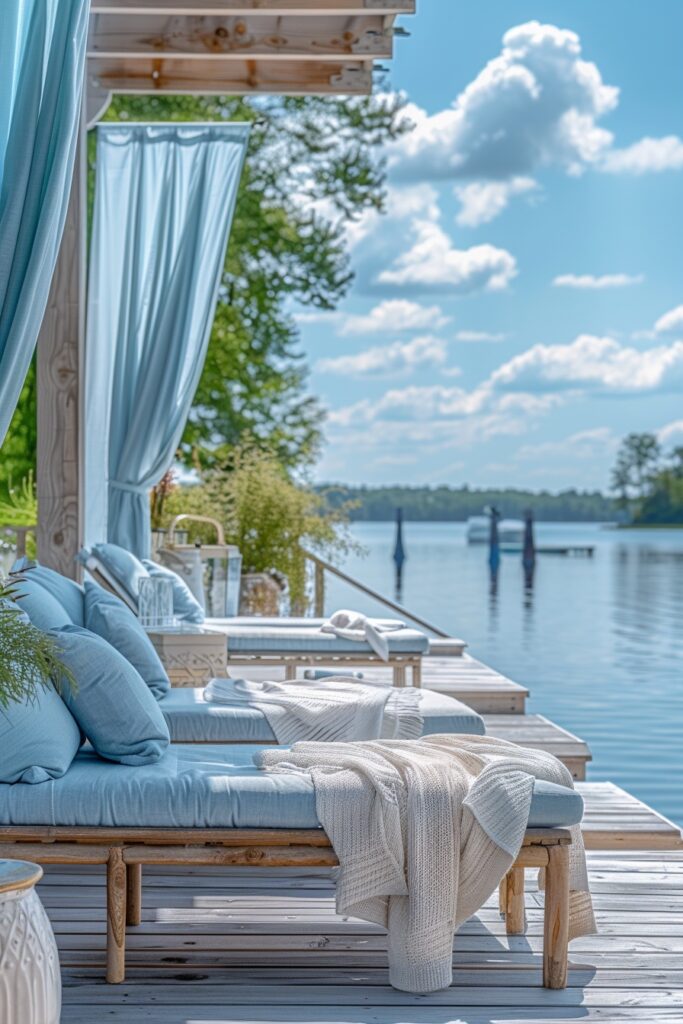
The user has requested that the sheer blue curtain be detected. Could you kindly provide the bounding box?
[0,0,89,444]
[85,124,249,558]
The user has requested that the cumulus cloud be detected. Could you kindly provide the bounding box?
[377,220,517,294]
[654,305,683,336]
[516,427,617,461]
[490,334,683,393]
[455,177,538,227]
[456,330,507,342]
[340,300,449,335]
[316,335,448,377]
[553,273,645,289]
[659,420,683,444]
[601,136,683,174]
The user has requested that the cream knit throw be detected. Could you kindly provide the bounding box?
[204,676,423,743]
[256,734,596,993]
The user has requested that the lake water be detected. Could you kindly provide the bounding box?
[324,522,683,827]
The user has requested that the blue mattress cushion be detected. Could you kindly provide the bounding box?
[92,542,149,604]
[11,572,73,631]
[51,624,170,766]
[225,625,430,655]
[0,743,583,830]
[0,681,82,785]
[159,685,485,744]
[12,559,85,626]
[142,559,205,624]
[83,582,170,698]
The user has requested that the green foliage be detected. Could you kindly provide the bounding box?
[156,449,354,610]
[102,92,408,470]
[320,484,618,523]
[0,576,75,710]
[0,360,36,493]
[610,433,683,524]
[0,472,38,558]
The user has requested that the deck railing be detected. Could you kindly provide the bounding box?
[301,548,449,638]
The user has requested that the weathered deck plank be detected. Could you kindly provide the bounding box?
[43,850,683,1022]
[485,713,591,780]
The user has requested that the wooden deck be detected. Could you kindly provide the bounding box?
[485,714,592,781]
[374,653,530,714]
[47,847,683,1022]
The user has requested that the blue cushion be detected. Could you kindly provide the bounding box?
[0,742,583,829]
[224,625,430,655]
[91,543,149,604]
[12,559,85,626]
[142,560,204,624]
[159,685,485,744]
[51,625,170,766]
[0,682,81,785]
[83,582,170,698]
[11,573,73,631]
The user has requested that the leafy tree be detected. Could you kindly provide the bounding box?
[1,90,408,485]
[610,432,662,515]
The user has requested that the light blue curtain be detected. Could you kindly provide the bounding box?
[85,123,249,558]
[0,0,89,444]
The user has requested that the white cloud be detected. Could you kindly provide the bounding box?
[316,335,448,377]
[654,305,683,336]
[490,334,683,393]
[346,183,440,251]
[377,220,517,294]
[658,420,683,444]
[455,330,507,343]
[455,177,538,227]
[553,273,645,289]
[601,136,683,174]
[516,427,617,462]
[389,22,617,188]
[340,300,449,336]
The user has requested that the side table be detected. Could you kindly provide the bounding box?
[0,859,61,1024]
[147,626,227,687]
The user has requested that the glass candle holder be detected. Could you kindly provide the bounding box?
[138,576,174,630]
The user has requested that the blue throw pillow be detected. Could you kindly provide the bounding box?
[51,625,170,765]
[92,543,149,604]
[0,680,81,784]
[12,558,85,626]
[11,573,73,631]
[83,582,170,698]
[142,560,205,624]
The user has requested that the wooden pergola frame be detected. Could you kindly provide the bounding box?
[36,0,415,576]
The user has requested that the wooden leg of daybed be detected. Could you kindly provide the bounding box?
[126,862,142,926]
[107,848,127,984]
[543,843,570,989]
[504,866,526,934]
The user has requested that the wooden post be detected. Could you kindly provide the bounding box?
[543,842,570,989]
[504,866,526,935]
[126,862,142,927]
[36,124,86,579]
[106,847,127,984]
[314,560,325,617]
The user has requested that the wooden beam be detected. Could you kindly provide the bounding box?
[89,56,373,94]
[36,129,86,580]
[91,1,415,15]
[89,14,393,61]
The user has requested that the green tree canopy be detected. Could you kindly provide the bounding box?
[0,90,408,492]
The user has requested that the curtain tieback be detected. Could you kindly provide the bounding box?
[110,480,148,495]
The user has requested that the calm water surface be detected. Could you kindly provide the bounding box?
[325,522,683,826]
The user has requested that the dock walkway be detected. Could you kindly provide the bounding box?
[50,845,683,1022]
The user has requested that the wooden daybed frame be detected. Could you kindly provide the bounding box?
[0,825,572,989]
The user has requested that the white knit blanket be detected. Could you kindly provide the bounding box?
[320,609,404,661]
[256,734,596,993]
[204,676,423,743]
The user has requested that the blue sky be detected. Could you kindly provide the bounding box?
[296,1,683,491]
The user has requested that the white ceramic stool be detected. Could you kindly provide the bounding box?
[0,860,61,1024]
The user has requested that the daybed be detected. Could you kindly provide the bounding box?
[0,742,582,988]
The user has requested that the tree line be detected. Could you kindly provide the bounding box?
[318,485,618,523]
